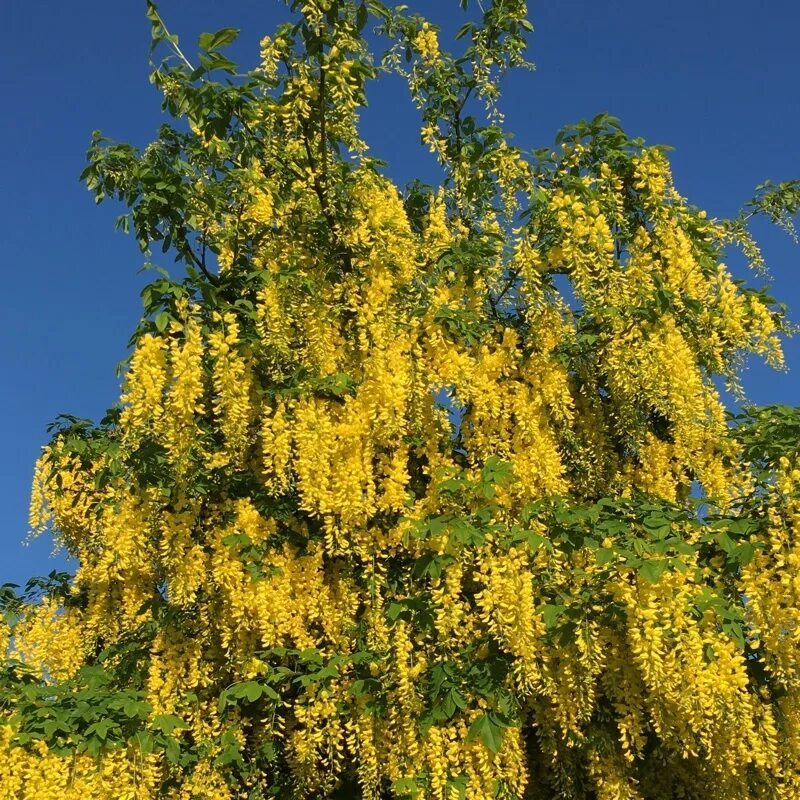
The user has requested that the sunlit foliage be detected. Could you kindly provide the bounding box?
[3,1,800,798]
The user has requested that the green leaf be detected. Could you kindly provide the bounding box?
[85,719,116,741]
[716,532,736,554]
[228,681,265,703]
[199,51,238,73]
[638,559,668,584]
[133,730,155,754]
[350,678,381,698]
[392,778,420,799]
[243,681,263,702]
[154,311,170,332]
[414,553,450,580]
[438,688,466,720]
[261,684,280,700]
[198,28,240,51]
[481,456,513,488]
[299,648,323,665]
[356,3,368,32]
[315,664,340,681]
[123,699,151,718]
[455,22,474,40]
[386,602,405,621]
[215,742,243,766]
[86,735,103,757]
[467,714,504,753]
[164,736,181,763]
[643,513,670,531]
[222,533,251,548]
[734,542,756,565]
[596,547,615,565]
[540,604,565,629]
[152,713,188,735]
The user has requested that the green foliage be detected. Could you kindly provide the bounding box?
[4,1,800,798]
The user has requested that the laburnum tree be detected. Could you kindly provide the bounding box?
[3,1,800,798]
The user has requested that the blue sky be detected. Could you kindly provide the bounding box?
[1,0,797,587]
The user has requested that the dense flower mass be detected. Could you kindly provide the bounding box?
[2,1,799,799]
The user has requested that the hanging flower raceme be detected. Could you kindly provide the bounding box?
[3,3,799,800]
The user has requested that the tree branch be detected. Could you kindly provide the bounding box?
[490,267,521,314]
[319,63,328,189]
[149,4,195,71]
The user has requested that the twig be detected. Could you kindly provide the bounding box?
[149,5,195,71]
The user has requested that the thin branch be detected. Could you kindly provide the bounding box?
[150,6,195,71]
[236,113,307,183]
[300,115,353,274]
[300,119,325,212]
[319,64,328,188]
[230,203,244,269]
[179,229,218,284]
[190,251,218,284]
[491,267,521,313]
[280,56,295,78]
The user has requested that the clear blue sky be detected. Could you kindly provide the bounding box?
[1,1,797,587]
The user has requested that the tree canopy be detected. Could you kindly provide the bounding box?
[2,2,800,798]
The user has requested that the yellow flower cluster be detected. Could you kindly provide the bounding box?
[0,727,162,800]
[208,312,254,463]
[7,32,795,800]
[415,24,440,65]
